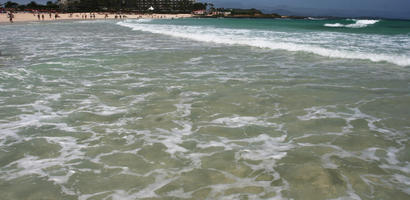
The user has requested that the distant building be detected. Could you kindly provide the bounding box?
[58,0,196,11]
[58,0,81,6]
[127,0,196,11]
[58,0,80,10]
[211,11,231,16]
[193,9,206,15]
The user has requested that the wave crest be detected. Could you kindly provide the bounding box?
[325,19,380,28]
[117,20,409,67]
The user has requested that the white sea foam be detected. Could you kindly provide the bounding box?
[308,17,327,20]
[238,134,290,161]
[117,21,410,66]
[76,20,108,24]
[127,18,153,23]
[325,19,380,28]
[211,115,277,128]
[392,174,410,194]
[324,23,345,28]
[1,136,86,186]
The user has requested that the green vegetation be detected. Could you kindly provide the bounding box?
[2,1,58,10]
[208,8,282,18]
[1,0,207,13]
[230,8,262,15]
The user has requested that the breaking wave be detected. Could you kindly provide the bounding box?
[307,17,327,20]
[324,19,380,28]
[117,20,410,66]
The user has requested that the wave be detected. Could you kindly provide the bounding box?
[308,17,327,20]
[324,23,345,27]
[131,18,153,23]
[324,19,380,28]
[117,20,410,66]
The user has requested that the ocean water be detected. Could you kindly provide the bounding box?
[0,18,409,200]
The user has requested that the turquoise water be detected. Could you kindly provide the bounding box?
[0,18,409,199]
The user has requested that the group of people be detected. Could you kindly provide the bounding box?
[36,13,60,21]
[4,11,62,23]
[81,13,128,20]
[79,13,127,20]
[3,12,177,23]
[114,14,127,19]
[81,13,96,19]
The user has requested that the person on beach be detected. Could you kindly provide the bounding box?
[49,13,52,18]
[8,12,14,23]
[42,14,44,20]
[105,14,108,19]
[37,14,40,20]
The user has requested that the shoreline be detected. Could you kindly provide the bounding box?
[193,15,306,19]
[0,12,193,24]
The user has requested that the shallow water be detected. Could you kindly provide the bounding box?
[0,19,409,200]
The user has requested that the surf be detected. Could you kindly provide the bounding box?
[324,19,380,28]
[117,19,410,67]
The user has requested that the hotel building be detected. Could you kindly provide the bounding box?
[58,0,196,11]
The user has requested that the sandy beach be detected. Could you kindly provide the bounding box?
[0,12,192,23]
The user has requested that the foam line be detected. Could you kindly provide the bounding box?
[325,19,380,28]
[117,21,410,66]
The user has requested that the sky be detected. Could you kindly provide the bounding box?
[3,0,50,5]
[4,0,410,19]
[203,0,410,19]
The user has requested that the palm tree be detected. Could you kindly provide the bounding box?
[4,1,19,9]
